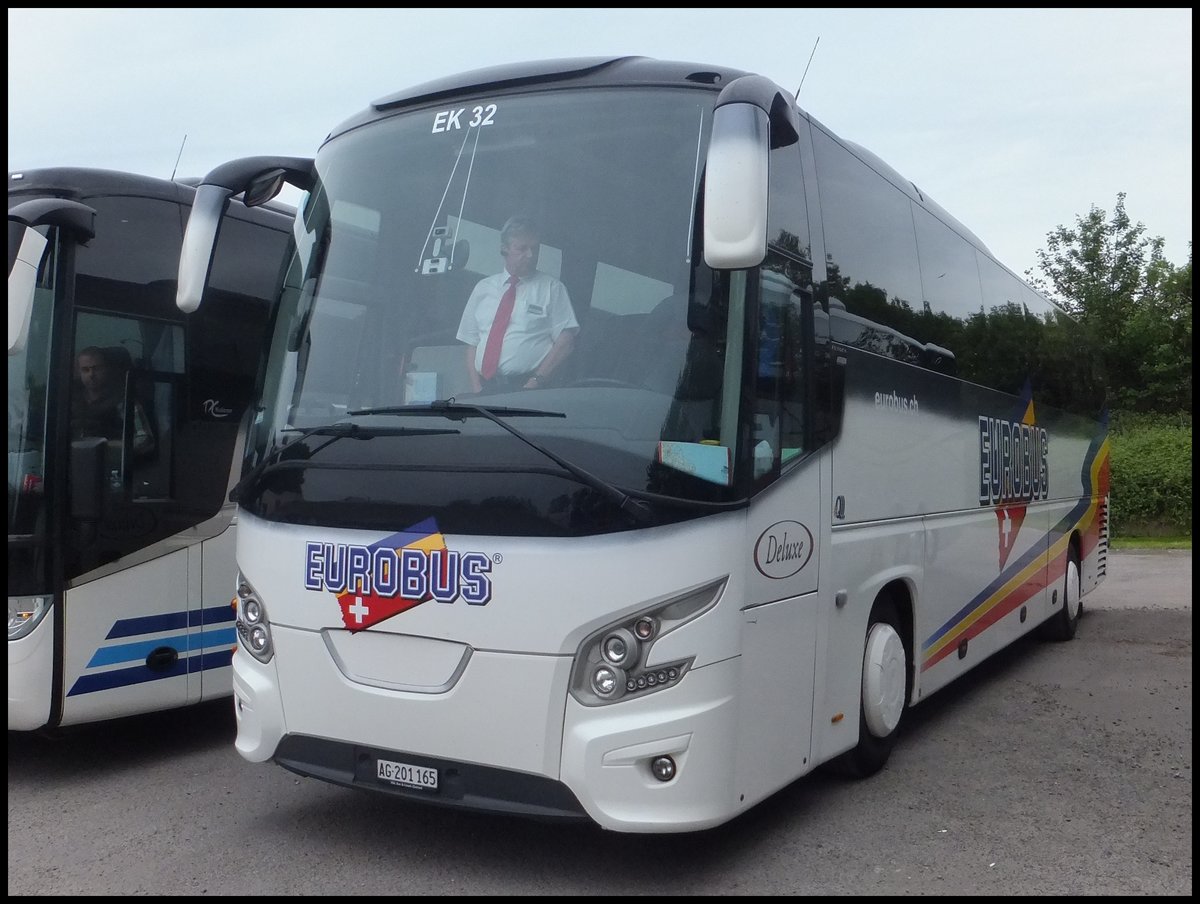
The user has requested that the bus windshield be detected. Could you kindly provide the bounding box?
[248,87,749,532]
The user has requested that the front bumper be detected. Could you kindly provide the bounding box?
[232,624,744,833]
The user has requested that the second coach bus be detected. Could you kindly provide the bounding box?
[8,167,292,731]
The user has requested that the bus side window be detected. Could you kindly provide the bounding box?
[754,258,813,477]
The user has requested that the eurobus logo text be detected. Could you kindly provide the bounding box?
[977,415,1049,506]
[303,519,494,631]
[979,389,1048,570]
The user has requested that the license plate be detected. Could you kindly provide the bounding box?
[376,758,438,791]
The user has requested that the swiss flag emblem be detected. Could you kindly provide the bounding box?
[337,589,427,632]
[334,520,450,631]
[996,505,1027,570]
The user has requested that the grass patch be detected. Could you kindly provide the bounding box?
[1109,536,1192,550]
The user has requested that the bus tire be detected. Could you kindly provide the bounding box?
[1041,546,1082,642]
[831,595,909,779]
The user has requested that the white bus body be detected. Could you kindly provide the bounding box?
[175,58,1109,832]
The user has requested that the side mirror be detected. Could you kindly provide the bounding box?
[177,183,234,314]
[243,169,288,208]
[701,74,799,272]
[7,223,45,355]
[702,102,769,270]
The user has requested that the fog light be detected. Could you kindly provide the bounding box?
[650,755,676,782]
[591,665,626,699]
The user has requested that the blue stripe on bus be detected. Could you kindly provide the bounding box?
[85,627,238,667]
[105,604,236,639]
[66,647,235,697]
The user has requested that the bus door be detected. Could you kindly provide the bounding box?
[735,263,823,804]
[55,191,209,726]
[57,199,283,726]
[61,307,200,725]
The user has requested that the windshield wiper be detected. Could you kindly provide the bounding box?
[349,400,654,523]
[352,401,567,420]
[229,421,458,504]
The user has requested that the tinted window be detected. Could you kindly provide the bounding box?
[913,204,982,319]
[811,127,924,364]
[767,138,811,264]
[209,212,291,300]
[68,309,186,579]
[64,196,285,580]
[74,196,182,319]
[977,251,1026,312]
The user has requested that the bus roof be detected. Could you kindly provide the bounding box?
[330,56,754,140]
[8,166,295,220]
[317,56,1053,313]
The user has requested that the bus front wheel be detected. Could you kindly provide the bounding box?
[831,596,910,779]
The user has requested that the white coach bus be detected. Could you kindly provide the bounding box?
[8,167,292,731]
[173,57,1110,832]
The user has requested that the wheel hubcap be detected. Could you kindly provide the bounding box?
[862,622,906,737]
[1066,559,1081,621]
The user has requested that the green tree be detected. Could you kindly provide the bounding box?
[1025,193,1191,414]
[1129,252,1193,412]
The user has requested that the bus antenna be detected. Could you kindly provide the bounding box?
[796,37,820,98]
[170,134,187,182]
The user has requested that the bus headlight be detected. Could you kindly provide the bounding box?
[569,577,726,706]
[600,627,638,668]
[242,597,264,625]
[8,595,52,641]
[234,572,273,663]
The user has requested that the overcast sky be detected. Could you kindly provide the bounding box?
[8,8,1192,279]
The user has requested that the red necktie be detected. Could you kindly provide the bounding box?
[480,276,518,380]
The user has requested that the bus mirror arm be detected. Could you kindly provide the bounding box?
[8,198,97,242]
[176,156,315,314]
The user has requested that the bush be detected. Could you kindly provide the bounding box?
[1107,411,1192,538]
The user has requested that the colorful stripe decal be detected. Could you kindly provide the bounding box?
[67,648,234,696]
[68,603,238,697]
[922,421,1110,672]
[85,628,237,667]
[105,603,235,639]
